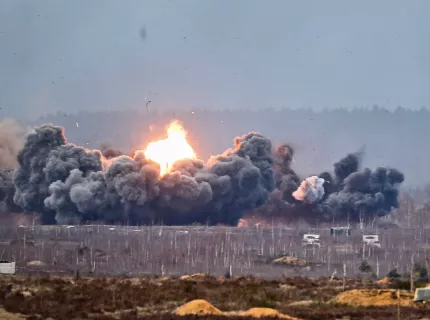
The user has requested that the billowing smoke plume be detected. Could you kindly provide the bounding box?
[292,176,325,203]
[0,119,30,214]
[333,149,363,184]
[2,122,404,226]
[252,147,404,225]
[12,125,275,225]
[324,167,404,221]
[99,143,125,159]
[0,169,21,212]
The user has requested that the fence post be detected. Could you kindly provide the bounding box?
[397,290,400,320]
[343,263,346,291]
[410,253,415,293]
[425,248,429,281]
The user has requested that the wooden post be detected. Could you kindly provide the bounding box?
[343,263,346,291]
[410,253,415,293]
[376,256,380,279]
[397,290,400,320]
[425,249,429,281]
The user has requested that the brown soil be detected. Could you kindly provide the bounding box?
[180,273,211,281]
[26,261,46,267]
[272,256,307,267]
[0,307,24,320]
[376,277,391,285]
[175,301,299,319]
[175,300,223,316]
[334,289,415,307]
[235,308,299,319]
[0,276,428,320]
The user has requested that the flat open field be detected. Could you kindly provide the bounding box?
[0,225,429,278]
[0,275,429,320]
[0,225,430,319]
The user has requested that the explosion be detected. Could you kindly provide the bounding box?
[0,120,405,226]
[292,176,325,204]
[144,121,196,175]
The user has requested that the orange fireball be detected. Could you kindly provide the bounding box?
[144,121,196,175]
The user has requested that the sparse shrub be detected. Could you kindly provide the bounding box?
[359,260,372,273]
[413,263,429,282]
[391,279,427,290]
[386,268,401,279]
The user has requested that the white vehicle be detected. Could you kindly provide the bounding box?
[0,261,16,274]
[302,234,321,247]
[414,288,430,303]
[362,235,381,248]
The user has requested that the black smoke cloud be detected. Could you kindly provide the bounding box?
[10,124,276,225]
[99,142,125,159]
[1,123,404,225]
[252,146,404,224]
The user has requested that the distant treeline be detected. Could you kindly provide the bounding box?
[30,107,429,187]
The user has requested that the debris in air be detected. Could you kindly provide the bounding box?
[139,26,146,40]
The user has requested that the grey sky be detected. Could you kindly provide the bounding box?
[0,0,429,120]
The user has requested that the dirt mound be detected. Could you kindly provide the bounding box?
[174,299,223,316]
[376,277,391,284]
[175,301,300,319]
[179,273,209,281]
[334,289,414,307]
[272,256,307,266]
[27,260,46,266]
[0,308,24,320]
[279,284,296,291]
[288,300,315,307]
[238,308,300,319]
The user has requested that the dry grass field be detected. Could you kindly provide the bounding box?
[0,225,429,319]
[0,275,429,320]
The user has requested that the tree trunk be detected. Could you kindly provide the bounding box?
[410,254,415,293]
[425,249,429,281]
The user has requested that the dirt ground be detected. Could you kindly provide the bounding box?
[0,275,429,320]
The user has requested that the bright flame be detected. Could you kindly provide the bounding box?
[144,121,196,175]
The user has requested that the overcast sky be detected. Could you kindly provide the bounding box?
[0,0,429,120]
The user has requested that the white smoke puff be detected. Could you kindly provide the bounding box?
[292,175,325,203]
